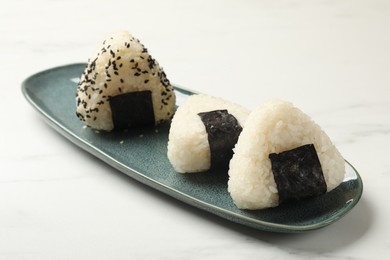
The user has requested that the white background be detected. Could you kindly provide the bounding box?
[1,0,389,259]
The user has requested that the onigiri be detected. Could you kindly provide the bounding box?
[76,31,175,131]
[228,100,345,210]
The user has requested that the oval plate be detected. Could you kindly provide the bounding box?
[22,63,363,233]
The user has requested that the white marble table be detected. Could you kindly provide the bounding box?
[2,0,389,259]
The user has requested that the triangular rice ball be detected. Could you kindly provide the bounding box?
[228,100,345,210]
[167,94,249,173]
[76,31,175,131]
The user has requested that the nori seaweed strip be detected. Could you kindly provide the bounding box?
[198,110,242,169]
[269,144,327,204]
[109,91,155,129]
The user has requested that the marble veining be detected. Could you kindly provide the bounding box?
[2,0,390,259]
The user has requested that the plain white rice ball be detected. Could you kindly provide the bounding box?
[228,99,345,210]
[167,94,250,173]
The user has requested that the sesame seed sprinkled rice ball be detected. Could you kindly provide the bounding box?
[76,31,175,131]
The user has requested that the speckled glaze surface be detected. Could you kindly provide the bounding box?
[22,63,363,233]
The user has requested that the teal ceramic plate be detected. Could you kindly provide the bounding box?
[22,63,363,233]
